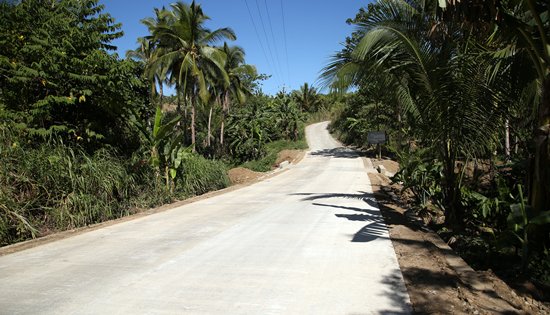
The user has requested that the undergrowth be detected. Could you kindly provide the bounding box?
[241,139,308,172]
[0,128,229,246]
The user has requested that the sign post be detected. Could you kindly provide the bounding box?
[367,131,387,160]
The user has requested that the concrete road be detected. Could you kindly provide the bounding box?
[0,122,411,314]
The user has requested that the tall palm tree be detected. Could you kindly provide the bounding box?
[218,43,256,146]
[148,1,236,150]
[321,0,506,226]
[126,36,170,106]
[295,82,320,112]
[138,8,173,105]
[496,0,550,213]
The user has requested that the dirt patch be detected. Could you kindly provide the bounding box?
[227,167,265,185]
[371,159,400,174]
[368,169,550,314]
[275,149,305,166]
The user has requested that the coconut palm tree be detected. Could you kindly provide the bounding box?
[496,0,550,213]
[321,0,507,226]
[218,43,257,146]
[126,37,171,107]
[148,1,236,151]
[294,83,320,112]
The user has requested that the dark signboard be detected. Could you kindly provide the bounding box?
[367,131,386,144]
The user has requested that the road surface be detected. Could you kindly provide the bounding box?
[0,122,411,314]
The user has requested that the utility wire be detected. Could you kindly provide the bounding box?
[280,0,291,90]
[254,0,283,87]
[243,0,274,79]
[263,0,284,88]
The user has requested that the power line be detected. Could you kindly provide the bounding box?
[243,0,274,79]
[263,0,285,87]
[280,0,291,89]
[254,0,283,87]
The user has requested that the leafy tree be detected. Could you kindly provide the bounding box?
[496,0,550,214]
[0,0,148,152]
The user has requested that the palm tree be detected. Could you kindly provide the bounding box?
[321,0,506,226]
[148,1,236,151]
[138,8,173,105]
[218,43,257,146]
[294,83,320,112]
[496,0,550,213]
[126,37,170,107]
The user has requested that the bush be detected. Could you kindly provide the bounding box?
[178,154,230,196]
[241,139,308,172]
[0,132,138,245]
[0,125,230,246]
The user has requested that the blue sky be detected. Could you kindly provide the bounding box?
[100,0,367,95]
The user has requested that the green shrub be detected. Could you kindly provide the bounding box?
[0,126,230,246]
[178,154,230,196]
[241,139,308,172]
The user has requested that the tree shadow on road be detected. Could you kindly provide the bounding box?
[292,191,393,243]
[293,191,381,209]
[309,147,362,159]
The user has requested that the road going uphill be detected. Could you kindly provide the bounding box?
[0,121,411,314]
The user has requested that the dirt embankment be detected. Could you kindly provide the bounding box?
[228,150,305,185]
[367,160,549,314]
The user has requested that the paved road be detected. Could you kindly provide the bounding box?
[0,122,411,314]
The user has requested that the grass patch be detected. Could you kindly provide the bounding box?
[241,139,308,172]
[179,154,230,196]
[0,128,230,246]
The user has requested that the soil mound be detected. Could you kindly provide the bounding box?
[227,167,264,185]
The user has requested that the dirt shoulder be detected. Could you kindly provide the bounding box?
[367,160,549,314]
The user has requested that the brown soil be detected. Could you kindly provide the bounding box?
[371,158,400,174]
[368,160,550,314]
[228,150,304,185]
[227,167,265,185]
[275,149,305,166]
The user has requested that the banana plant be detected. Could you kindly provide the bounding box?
[150,106,190,191]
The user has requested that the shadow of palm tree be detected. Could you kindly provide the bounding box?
[292,191,382,209]
[293,191,391,243]
[309,147,361,159]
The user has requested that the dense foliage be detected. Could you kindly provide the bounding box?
[323,0,550,284]
[0,0,148,151]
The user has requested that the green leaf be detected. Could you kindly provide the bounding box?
[170,168,177,179]
[153,106,162,138]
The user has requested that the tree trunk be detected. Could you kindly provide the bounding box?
[442,140,461,228]
[207,106,213,147]
[159,83,164,107]
[505,119,511,162]
[191,94,196,152]
[220,120,225,146]
[220,91,230,146]
[176,83,181,114]
[529,76,550,214]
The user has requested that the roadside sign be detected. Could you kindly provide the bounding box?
[367,131,386,144]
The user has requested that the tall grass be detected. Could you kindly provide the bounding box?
[178,154,230,196]
[241,139,308,172]
[0,127,229,246]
